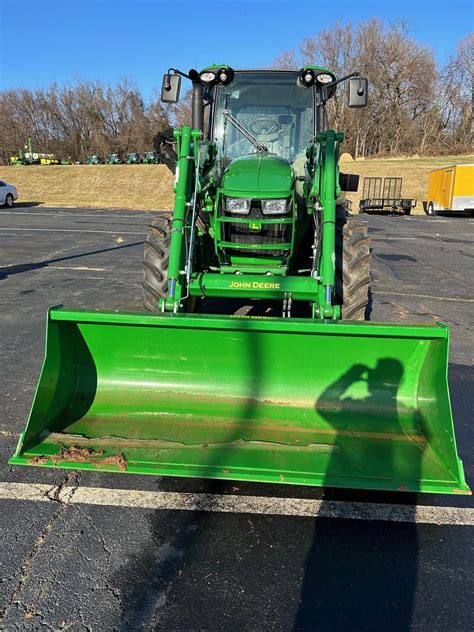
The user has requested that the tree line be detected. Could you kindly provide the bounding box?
[0,79,172,164]
[274,20,473,158]
[0,19,472,164]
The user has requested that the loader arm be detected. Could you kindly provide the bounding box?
[158,124,345,319]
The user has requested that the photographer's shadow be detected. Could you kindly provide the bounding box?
[294,359,421,631]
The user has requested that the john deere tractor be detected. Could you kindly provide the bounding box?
[11,65,469,496]
[87,155,103,165]
[126,152,141,164]
[142,150,159,164]
[144,67,368,320]
[107,153,123,164]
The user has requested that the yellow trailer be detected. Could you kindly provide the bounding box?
[426,164,474,216]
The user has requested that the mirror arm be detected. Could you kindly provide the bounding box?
[165,68,193,89]
[323,71,360,90]
[320,71,361,102]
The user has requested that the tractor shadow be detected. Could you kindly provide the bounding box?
[0,241,143,280]
[110,317,263,630]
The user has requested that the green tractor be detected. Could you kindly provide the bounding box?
[126,152,141,164]
[9,138,40,166]
[142,150,159,164]
[107,153,123,164]
[87,155,103,165]
[9,150,27,166]
[11,65,469,496]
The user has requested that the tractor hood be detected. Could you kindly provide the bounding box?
[222,154,293,197]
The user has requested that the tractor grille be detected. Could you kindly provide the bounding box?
[222,201,292,257]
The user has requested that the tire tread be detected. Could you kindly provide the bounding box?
[335,210,370,320]
[142,212,172,311]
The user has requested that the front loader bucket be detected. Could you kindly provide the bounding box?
[11,307,470,495]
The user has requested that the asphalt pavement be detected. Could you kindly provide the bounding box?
[0,206,473,631]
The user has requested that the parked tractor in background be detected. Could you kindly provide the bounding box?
[9,138,40,165]
[87,155,103,165]
[9,138,64,165]
[9,149,30,166]
[107,153,123,164]
[126,152,141,164]
[11,65,469,496]
[142,151,159,164]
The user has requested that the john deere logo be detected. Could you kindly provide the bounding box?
[249,221,261,232]
[229,281,281,289]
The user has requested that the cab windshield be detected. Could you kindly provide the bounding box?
[212,71,315,163]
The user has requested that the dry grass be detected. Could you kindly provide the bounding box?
[0,164,175,211]
[1,154,472,213]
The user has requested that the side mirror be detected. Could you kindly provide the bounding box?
[161,73,181,103]
[348,77,368,108]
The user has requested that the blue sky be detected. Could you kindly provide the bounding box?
[0,0,472,99]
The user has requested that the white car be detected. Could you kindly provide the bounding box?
[0,180,18,207]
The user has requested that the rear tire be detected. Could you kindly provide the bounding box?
[5,193,14,208]
[425,202,436,217]
[142,212,172,311]
[335,209,370,320]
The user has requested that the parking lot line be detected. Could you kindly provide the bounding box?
[0,482,472,525]
[375,291,474,303]
[0,210,154,218]
[0,227,144,235]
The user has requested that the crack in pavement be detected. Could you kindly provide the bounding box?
[0,472,81,627]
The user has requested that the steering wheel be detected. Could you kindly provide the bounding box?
[249,117,280,136]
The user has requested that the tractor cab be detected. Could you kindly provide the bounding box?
[208,69,343,271]
[160,66,367,272]
[211,70,316,165]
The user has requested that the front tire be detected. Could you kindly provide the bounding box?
[335,210,370,320]
[5,193,14,208]
[142,212,172,311]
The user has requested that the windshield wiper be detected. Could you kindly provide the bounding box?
[223,110,268,153]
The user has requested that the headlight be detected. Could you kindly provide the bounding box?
[316,73,333,84]
[225,197,251,214]
[299,68,314,87]
[261,199,289,215]
[218,67,234,85]
[200,71,216,83]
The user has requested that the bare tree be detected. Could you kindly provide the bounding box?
[269,20,469,158]
[0,79,171,164]
[442,32,473,150]
[0,28,472,164]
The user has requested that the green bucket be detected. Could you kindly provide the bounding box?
[10,307,470,495]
